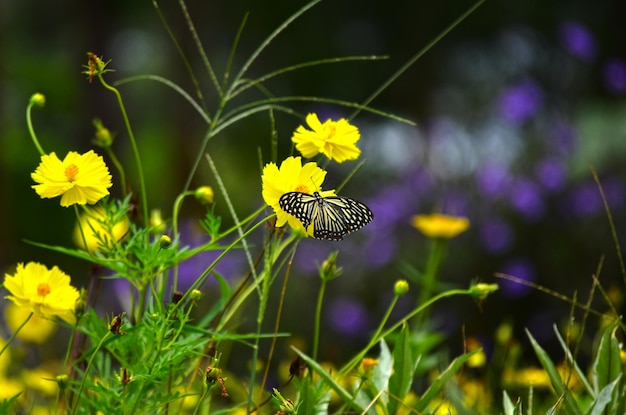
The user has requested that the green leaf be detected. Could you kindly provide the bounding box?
[526,329,583,415]
[586,374,622,415]
[292,347,365,414]
[502,391,522,415]
[388,323,416,415]
[414,350,476,412]
[592,319,621,393]
[552,324,595,396]
[196,270,231,328]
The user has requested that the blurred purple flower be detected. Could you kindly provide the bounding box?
[476,164,512,199]
[568,183,602,217]
[366,185,414,233]
[601,177,625,209]
[499,258,535,298]
[548,120,578,155]
[294,240,334,274]
[441,190,469,217]
[535,159,566,192]
[364,235,396,267]
[558,21,597,62]
[603,59,626,95]
[327,298,369,337]
[509,179,545,221]
[480,218,514,254]
[497,79,544,124]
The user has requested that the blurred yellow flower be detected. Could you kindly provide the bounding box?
[291,113,361,163]
[0,376,22,401]
[22,368,57,396]
[4,262,80,323]
[502,367,551,388]
[73,206,129,252]
[411,213,469,239]
[194,186,214,204]
[465,337,487,368]
[5,302,56,344]
[261,156,335,237]
[31,150,112,207]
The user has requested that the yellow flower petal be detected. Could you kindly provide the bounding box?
[291,113,361,163]
[3,262,80,323]
[31,150,113,207]
[261,156,334,237]
[411,213,470,239]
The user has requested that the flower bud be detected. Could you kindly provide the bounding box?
[30,93,46,108]
[319,251,342,281]
[190,289,203,302]
[469,283,498,301]
[56,374,69,391]
[92,118,114,147]
[394,279,409,296]
[149,209,166,234]
[158,234,172,249]
[194,186,214,204]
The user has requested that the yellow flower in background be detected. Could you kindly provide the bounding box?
[3,262,80,323]
[22,367,58,396]
[0,377,22,401]
[73,206,130,252]
[411,213,469,239]
[291,113,361,163]
[31,150,112,207]
[5,302,56,344]
[262,156,335,237]
[502,367,551,388]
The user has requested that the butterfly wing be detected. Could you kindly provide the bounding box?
[279,192,317,228]
[317,196,374,240]
[279,191,373,240]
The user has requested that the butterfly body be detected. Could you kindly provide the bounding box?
[279,191,373,240]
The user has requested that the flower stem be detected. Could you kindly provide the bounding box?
[26,101,45,156]
[70,331,112,415]
[97,74,149,228]
[0,311,33,356]
[312,277,328,362]
[415,238,447,325]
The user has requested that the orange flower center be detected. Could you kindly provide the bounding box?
[37,283,51,297]
[294,184,310,193]
[64,164,79,181]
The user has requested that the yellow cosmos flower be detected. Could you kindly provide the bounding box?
[3,262,80,323]
[411,213,470,239]
[291,113,361,163]
[73,206,130,252]
[31,150,113,207]
[261,156,335,236]
[5,302,57,344]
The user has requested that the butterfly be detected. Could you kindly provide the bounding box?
[279,191,374,240]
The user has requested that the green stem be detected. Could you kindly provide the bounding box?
[0,311,33,356]
[171,190,195,293]
[104,145,128,197]
[339,289,471,377]
[26,102,45,156]
[97,74,149,228]
[416,238,447,325]
[74,205,89,252]
[71,331,113,415]
[312,277,328,362]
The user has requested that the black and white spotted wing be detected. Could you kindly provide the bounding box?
[279,191,374,240]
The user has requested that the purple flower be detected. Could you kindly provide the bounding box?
[476,164,512,199]
[603,59,626,95]
[327,298,369,337]
[441,190,469,217]
[535,159,567,192]
[294,240,334,275]
[558,21,597,62]
[364,236,396,267]
[480,218,514,254]
[497,79,544,124]
[568,183,602,217]
[499,258,535,298]
[509,179,545,221]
